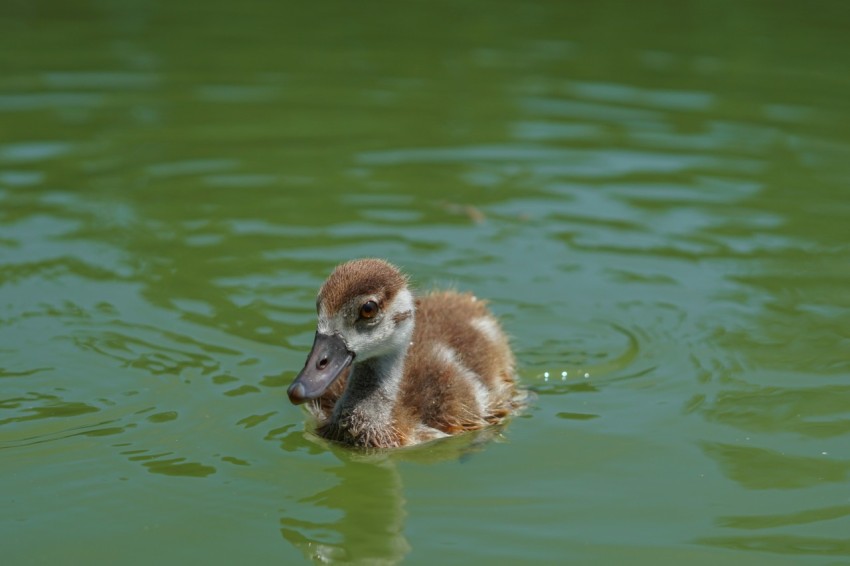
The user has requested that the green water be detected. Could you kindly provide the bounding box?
[2,1,849,563]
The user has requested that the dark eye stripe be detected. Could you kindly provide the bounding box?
[392,310,412,324]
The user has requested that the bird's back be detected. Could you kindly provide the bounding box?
[394,291,517,439]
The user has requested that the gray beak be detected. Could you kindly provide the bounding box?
[287,332,354,405]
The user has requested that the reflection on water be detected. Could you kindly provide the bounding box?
[696,534,850,558]
[125,447,217,478]
[700,442,849,490]
[700,386,850,438]
[717,504,850,531]
[281,458,410,564]
[2,0,850,562]
[278,428,511,563]
[0,394,99,426]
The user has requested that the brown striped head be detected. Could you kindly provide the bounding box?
[318,258,408,317]
[288,259,416,404]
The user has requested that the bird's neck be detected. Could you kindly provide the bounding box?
[330,341,410,446]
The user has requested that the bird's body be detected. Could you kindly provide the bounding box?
[288,259,519,448]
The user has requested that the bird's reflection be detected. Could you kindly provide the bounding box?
[279,426,509,564]
[280,452,410,564]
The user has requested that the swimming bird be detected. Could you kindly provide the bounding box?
[287,258,520,448]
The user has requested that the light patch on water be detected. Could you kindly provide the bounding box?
[763,103,813,123]
[521,96,662,123]
[512,121,604,142]
[568,80,716,111]
[171,298,216,318]
[0,142,72,163]
[0,170,44,186]
[0,93,104,112]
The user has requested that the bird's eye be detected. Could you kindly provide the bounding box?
[359,300,379,319]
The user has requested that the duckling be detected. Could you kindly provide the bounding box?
[287,258,520,448]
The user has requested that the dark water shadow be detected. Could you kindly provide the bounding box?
[700,441,850,490]
[699,503,850,557]
[716,504,850,530]
[696,534,850,557]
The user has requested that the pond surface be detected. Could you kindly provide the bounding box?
[2,1,849,564]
